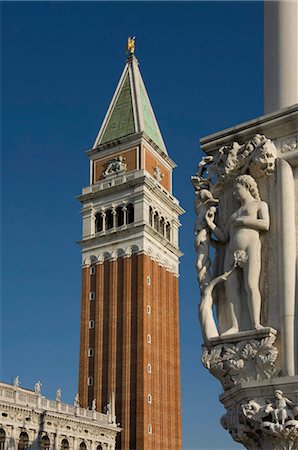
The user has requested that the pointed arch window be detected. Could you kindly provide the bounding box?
[79,443,87,450]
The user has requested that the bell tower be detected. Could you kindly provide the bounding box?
[78,40,184,450]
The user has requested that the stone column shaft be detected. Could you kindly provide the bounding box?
[264,0,298,113]
[277,158,296,376]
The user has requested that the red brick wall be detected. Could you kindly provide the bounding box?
[78,254,182,450]
[94,147,138,183]
[144,147,171,192]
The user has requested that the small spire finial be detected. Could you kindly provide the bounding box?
[126,36,136,55]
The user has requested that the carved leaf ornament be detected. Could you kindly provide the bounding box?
[202,336,279,390]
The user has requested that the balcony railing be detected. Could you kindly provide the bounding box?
[0,383,109,425]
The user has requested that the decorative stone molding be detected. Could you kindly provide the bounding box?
[276,136,298,153]
[82,244,178,274]
[153,165,164,182]
[221,389,298,450]
[103,156,127,177]
[201,328,279,391]
[0,382,120,450]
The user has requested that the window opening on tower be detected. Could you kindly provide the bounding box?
[149,206,153,226]
[149,207,172,241]
[127,203,134,223]
[95,204,135,234]
[166,222,171,240]
[116,206,124,226]
[95,213,103,232]
[105,210,113,230]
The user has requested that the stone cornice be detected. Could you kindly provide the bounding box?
[200,104,298,154]
[78,222,182,258]
[85,132,177,168]
[0,403,119,435]
[77,171,185,215]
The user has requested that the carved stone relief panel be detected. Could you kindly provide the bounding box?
[192,135,278,344]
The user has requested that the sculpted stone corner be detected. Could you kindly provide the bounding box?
[192,134,298,449]
[103,155,127,177]
[221,388,298,450]
[202,328,280,390]
[192,134,277,342]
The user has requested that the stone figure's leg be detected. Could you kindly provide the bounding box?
[243,242,263,329]
[222,270,241,335]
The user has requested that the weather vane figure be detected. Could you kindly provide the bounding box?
[126,36,136,55]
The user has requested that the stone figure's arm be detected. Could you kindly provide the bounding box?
[205,208,228,243]
[206,267,235,291]
[234,201,270,231]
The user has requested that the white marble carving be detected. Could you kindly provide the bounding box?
[103,155,127,177]
[56,388,62,402]
[13,376,20,388]
[201,332,279,390]
[153,165,164,182]
[279,136,298,153]
[192,135,277,341]
[74,393,80,407]
[205,174,270,335]
[221,391,298,450]
[34,380,42,395]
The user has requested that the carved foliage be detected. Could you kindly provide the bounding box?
[202,335,279,390]
[195,135,277,190]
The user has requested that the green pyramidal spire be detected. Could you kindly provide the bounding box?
[93,51,167,154]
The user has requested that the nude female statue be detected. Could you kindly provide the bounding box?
[205,174,270,335]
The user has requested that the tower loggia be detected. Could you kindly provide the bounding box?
[78,43,184,450]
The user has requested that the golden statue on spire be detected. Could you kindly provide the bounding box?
[126,36,136,55]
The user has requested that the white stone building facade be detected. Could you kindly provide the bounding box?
[0,383,120,450]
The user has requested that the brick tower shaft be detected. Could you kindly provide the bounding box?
[78,44,184,450]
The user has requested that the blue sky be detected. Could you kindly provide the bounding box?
[1,2,263,449]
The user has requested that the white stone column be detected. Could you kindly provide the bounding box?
[11,426,17,450]
[122,206,127,225]
[277,158,296,376]
[264,0,298,113]
[112,209,117,228]
[102,212,106,232]
[54,431,59,450]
